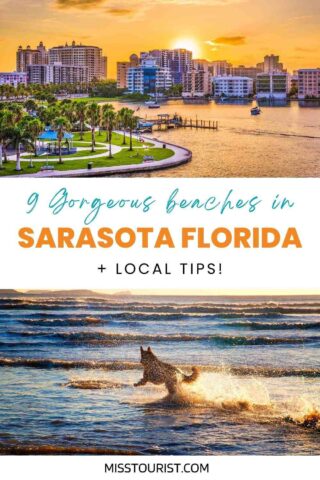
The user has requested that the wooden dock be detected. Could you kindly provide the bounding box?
[143,114,218,131]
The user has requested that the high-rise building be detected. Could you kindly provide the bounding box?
[257,55,285,74]
[17,41,107,82]
[16,42,48,72]
[117,62,130,89]
[209,60,232,77]
[27,63,89,85]
[256,72,288,99]
[127,56,172,94]
[143,49,192,84]
[116,54,140,89]
[226,65,263,80]
[213,76,253,98]
[182,61,212,97]
[297,69,320,99]
[0,72,27,88]
[48,41,107,81]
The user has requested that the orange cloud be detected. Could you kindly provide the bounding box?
[213,36,246,45]
[106,7,136,16]
[55,0,104,8]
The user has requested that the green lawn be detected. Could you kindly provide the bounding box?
[21,149,107,161]
[0,148,174,176]
[69,97,122,103]
[72,131,153,147]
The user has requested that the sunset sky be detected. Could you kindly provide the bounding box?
[0,0,319,77]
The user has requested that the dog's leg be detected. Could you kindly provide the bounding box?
[134,377,148,387]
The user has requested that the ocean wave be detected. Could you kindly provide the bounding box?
[65,379,126,389]
[7,330,320,346]
[1,356,320,378]
[0,443,138,455]
[225,321,320,330]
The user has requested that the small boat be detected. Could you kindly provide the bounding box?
[251,106,261,115]
[147,101,160,109]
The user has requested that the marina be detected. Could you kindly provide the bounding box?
[139,113,219,131]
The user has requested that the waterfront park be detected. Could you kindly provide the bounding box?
[0,99,176,177]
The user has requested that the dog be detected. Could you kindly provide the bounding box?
[134,346,200,394]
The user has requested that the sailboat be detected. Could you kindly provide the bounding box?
[145,85,161,108]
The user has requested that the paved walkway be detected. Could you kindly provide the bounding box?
[4,135,192,178]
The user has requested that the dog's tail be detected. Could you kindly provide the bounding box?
[183,367,200,384]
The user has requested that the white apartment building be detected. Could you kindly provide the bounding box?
[0,72,27,87]
[213,76,253,97]
[27,63,89,85]
[298,69,320,99]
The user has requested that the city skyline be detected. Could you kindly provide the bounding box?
[0,0,319,77]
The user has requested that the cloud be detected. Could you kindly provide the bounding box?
[54,0,243,12]
[213,36,246,45]
[55,0,104,9]
[106,7,136,16]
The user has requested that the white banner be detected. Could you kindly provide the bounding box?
[0,178,319,290]
[1,455,320,480]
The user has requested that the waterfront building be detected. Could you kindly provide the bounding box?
[16,42,48,72]
[27,63,89,85]
[48,41,107,81]
[116,54,140,89]
[129,54,139,67]
[0,71,27,87]
[256,72,288,99]
[297,69,320,99]
[257,54,285,73]
[226,65,263,80]
[209,60,232,77]
[143,49,192,84]
[182,61,212,97]
[117,62,130,89]
[127,56,172,94]
[213,76,253,98]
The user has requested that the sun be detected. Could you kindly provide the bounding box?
[171,38,200,57]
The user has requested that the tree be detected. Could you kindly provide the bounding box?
[127,113,139,151]
[74,101,87,140]
[22,117,44,157]
[52,116,71,164]
[0,109,15,164]
[61,101,76,128]
[101,103,115,142]
[6,122,33,171]
[24,99,38,114]
[106,110,116,158]
[118,107,132,145]
[85,102,100,152]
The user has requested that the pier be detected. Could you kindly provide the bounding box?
[140,114,218,131]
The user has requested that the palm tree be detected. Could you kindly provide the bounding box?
[101,103,115,142]
[24,99,38,114]
[7,103,24,123]
[106,111,116,158]
[118,107,132,145]
[22,117,44,157]
[61,102,76,129]
[85,102,100,152]
[128,114,139,151]
[52,116,71,164]
[6,123,33,171]
[74,101,87,141]
[0,109,15,164]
